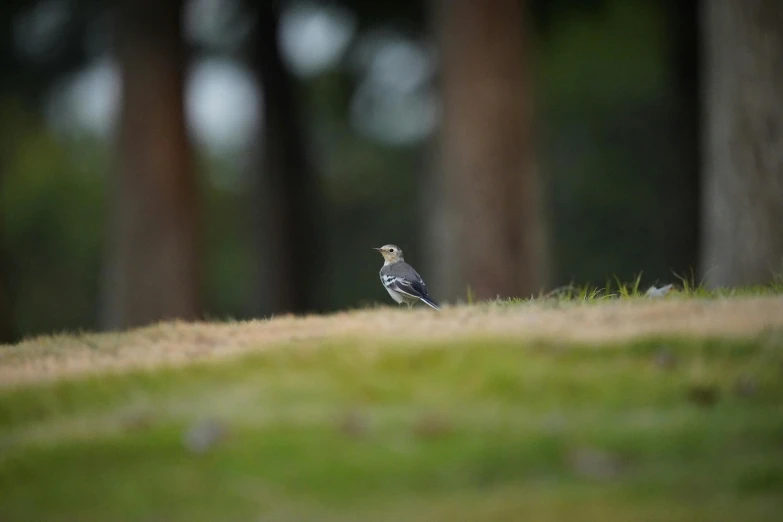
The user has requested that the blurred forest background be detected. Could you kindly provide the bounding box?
[0,0,781,342]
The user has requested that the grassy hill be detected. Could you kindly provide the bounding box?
[1,294,783,521]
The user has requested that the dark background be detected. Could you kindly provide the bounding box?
[0,0,780,341]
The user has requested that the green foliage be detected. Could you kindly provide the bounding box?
[196,152,257,319]
[538,0,698,287]
[0,101,107,336]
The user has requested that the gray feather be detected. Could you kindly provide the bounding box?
[379,261,439,310]
[382,261,422,281]
[381,262,427,292]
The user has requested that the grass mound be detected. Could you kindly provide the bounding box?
[1,295,782,521]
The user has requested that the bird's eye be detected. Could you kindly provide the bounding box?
[389,248,395,253]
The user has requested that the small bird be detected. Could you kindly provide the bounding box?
[374,244,440,310]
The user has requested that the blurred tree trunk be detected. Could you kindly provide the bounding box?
[430,0,546,302]
[248,2,319,315]
[103,0,200,329]
[701,0,783,286]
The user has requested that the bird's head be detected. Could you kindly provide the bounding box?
[373,244,404,263]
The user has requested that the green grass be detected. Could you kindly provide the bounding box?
[2,322,783,521]
[497,274,783,303]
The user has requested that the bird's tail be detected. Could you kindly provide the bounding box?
[419,295,441,311]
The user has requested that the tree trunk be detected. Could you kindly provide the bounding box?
[430,0,545,302]
[701,0,783,286]
[248,2,320,315]
[103,0,200,329]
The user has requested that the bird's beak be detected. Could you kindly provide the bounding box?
[373,247,382,252]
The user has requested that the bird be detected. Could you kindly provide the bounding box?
[374,244,440,310]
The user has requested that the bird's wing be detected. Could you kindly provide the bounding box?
[380,263,440,310]
[381,262,427,299]
[387,278,422,299]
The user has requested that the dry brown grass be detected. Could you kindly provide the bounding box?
[1,296,782,388]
